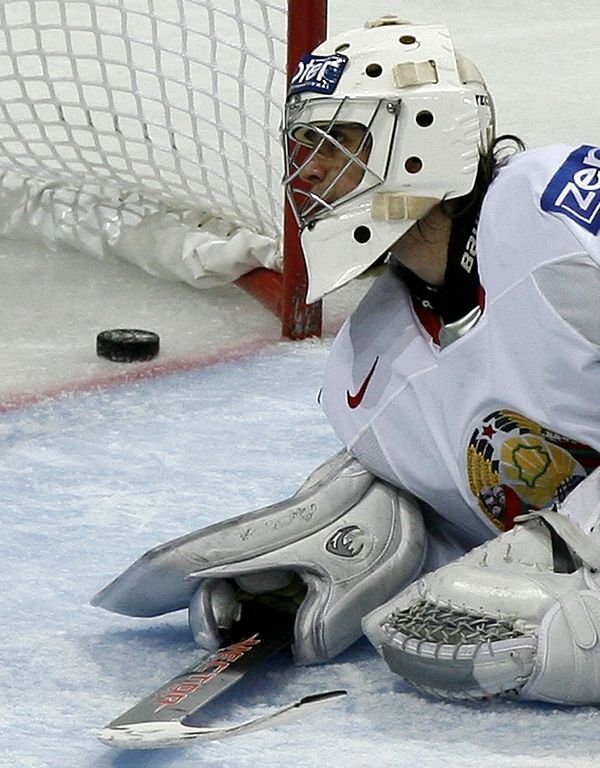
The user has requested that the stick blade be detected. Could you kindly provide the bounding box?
[98,689,348,749]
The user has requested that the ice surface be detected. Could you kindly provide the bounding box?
[1,1,600,766]
[0,235,368,405]
[3,346,600,768]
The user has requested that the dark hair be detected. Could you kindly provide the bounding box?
[442,134,526,221]
[388,134,527,320]
[363,134,526,278]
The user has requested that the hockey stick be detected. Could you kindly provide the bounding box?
[98,604,346,749]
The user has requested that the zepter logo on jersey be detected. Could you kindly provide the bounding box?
[282,16,495,303]
[541,145,600,234]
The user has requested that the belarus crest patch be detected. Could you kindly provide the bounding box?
[467,409,600,531]
[541,145,600,234]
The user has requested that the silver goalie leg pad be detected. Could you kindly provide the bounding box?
[363,471,600,704]
[92,450,427,665]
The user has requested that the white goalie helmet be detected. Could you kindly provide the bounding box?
[283,17,495,303]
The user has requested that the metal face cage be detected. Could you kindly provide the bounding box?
[283,97,401,229]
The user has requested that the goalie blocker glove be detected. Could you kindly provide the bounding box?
[92,451,427,664]
[363,468,600,705]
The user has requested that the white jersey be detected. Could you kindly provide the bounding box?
[321,144,600,544]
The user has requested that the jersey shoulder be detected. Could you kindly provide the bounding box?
[479,146,600,345]
[477,145,600,292]
[483,144,600,263]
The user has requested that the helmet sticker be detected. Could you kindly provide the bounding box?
[541,145,600,234]
[289,53,349,96]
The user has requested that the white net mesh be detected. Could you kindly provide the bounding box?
[0,0,289,285]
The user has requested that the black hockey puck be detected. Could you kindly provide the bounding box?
[96,329,160,363]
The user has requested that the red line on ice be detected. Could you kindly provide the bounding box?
[0,336,281,413]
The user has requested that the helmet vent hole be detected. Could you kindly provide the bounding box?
[399,34,417,45]
[335,43,350,53]
[405,157,423,174]
[416,110,434,127]
[354,226,372,244]
[366,63,383,78]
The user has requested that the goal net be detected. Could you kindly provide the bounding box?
[0,0,326,338]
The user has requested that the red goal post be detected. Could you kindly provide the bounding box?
[0,0,327,340]
[237,1,327,339]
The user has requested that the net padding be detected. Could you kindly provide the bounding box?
[0,0,288,286]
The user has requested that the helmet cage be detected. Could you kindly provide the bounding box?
[281,18,496,303]
[283,96,401,229]
[286,121,373,224]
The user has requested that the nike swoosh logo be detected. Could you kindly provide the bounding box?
[346,357,379,409]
